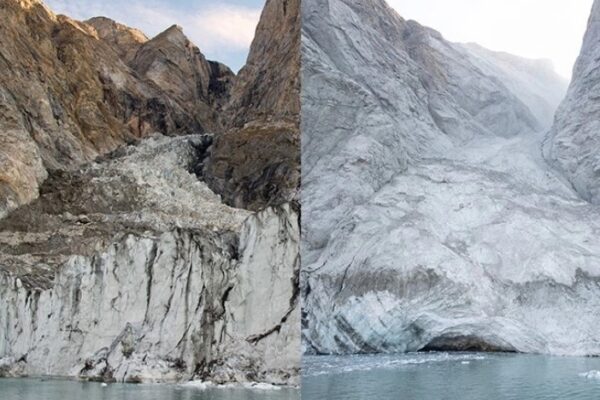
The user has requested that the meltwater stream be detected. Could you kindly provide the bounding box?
[0,378,299,400]
[302,353,600,400]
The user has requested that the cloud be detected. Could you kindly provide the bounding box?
[129,3,261,52]
[191,6,262,50]
[43,0,261,70]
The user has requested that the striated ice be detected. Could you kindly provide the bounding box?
[302,0,600,357]
[0,136,300,385]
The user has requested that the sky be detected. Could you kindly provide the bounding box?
[388,0,594,80]
[44,0,265,72]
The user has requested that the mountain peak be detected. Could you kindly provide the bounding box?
[165,24,183,33]
[155,24,188,45]
[15,0,44,10]
[86,16,148,43]
[86,16,148,63]
[226,0,300,127]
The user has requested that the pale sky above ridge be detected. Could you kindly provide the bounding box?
[44,0,265,72]
[388,0,594,80]
[42,0,593,79]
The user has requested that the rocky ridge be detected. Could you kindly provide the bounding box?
[545,0,600,203]
[202,0,301,211]
[0,0,233,219]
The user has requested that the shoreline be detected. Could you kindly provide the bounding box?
[0,375,300,391]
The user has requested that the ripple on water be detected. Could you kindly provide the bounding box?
[302,353,600,400]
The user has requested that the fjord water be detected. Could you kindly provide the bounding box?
[302,353,600,400]
[0,379,299,400]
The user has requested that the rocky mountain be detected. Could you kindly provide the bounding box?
[302,0,600,357]
[85,16,148,64]
[129,24,234,130]
[0,0,299,386]
[202,0,301,211]
[545,0,600,203]
[0,0,233,219]
[226,0,300,128]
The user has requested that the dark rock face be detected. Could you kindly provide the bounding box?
[130,24,235,133]
[225,0,301,128]
[202,0,301,211]
[202,122,300,211]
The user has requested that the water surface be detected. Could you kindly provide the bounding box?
[0,378,299,400]
[303,353,600,399]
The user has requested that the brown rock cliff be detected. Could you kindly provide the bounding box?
[202,0,301,211]
[0,0,234,216]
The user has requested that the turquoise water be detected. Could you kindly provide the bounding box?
[0,378,299,400]
[302,353,600,400]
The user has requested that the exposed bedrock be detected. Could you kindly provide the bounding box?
[0,0,233,218]
[202,0,301,211]
[545,0,600,204]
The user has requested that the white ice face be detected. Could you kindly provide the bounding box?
[0,136,300,384]
[302,0,599,356]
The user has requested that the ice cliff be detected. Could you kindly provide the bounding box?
[302,0,600,357]
[0,136,299,384]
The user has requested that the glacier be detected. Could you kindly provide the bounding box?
[302,0,600,356]
[0,136,300,384]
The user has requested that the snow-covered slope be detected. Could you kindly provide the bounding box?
[459,43,567,129]
[301,0,566,268]
[545,0,600,203]
[301,0,600,356]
